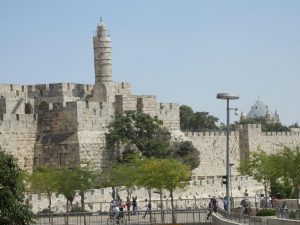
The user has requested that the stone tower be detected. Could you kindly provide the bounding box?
[92,19,115,102]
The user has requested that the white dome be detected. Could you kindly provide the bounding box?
[247,100,269,119]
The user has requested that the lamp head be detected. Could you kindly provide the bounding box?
[216,93,239,100]
[235,109,239,116]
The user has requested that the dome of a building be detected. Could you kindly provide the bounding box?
[247,100,269,119]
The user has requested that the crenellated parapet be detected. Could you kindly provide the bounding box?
[114,82,131,96]
[262,131,300,136]
[184,130,238,137]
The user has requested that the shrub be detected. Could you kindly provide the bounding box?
[256,208,276,216]
[37,208,53,214]
[70,205,89,213]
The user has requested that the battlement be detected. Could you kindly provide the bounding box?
[262,131,300,136]
[75,100,114,116]
[159,102,179,111]
[0,113,37,122]
[114,82,131,96]
[0,83,27,93]
[0,113,38,133]
[184,130,238,137]
[236,123,262,130]
[0,82,94,99]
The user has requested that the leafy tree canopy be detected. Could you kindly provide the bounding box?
[238,117,290,132]
[137,158,191,192]
[106,111,172,158]
[0,148,34,225]
[106,111,200,169]
[238,149,277,200]
[137,158,191,223]
[29,166,59,211]
[171,141,200,169]
[238,146,300,201]
[272,147,300,199]
[30,164,97,212]
[180,105,219,131]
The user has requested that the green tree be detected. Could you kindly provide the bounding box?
[74,164,97,211]
[238,149,276,207]
[171,141,200,169]
[180,105,219,131]
[179,105,194,130]
[0,148,34,225]
[137,158,191,223]
[105,154,142,202]
[290,122,300,128]
[106,111,200,169]
[106,111,172,159]
[274,147,300,207]
[56,167,78,212]
[238,117,290,132]
[29,166,59,212]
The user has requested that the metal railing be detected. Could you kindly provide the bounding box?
[34,209,210,225]
[217,209,268,225]
[277,208,300,220]
[218,209,300,225]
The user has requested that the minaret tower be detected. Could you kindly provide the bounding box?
[92,18,115,102]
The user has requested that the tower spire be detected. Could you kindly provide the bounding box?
[92,19,115,102]
[94,18,112,83]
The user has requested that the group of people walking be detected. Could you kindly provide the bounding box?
[207,193,250,219]
[110,197,151,218]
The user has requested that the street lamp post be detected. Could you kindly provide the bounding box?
[217,93,239,213]
[229,163,234,207]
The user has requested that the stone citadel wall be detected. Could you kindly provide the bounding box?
[28,174,260,213]
[0,81,180,173]
[1,86,300,176]
[0,114,37,171]
[185,124,300,181]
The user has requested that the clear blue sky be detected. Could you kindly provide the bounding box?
[1,1,299,125]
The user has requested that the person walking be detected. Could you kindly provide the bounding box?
[142,199,151,218]
[207,197,218,220]
[241,193,250,215]
[279,202,288,218]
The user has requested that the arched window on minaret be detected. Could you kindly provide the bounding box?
[25,102,33,114]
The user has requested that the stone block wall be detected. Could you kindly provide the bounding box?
[0,113,37,171]
[185,131,240,177]
[259,131,300,154]
[157,103,180,130]
[33,101,80,168]
[0,84,28,114]
[75,101,115,171]
[237,124,300,155]
[114,82,131,96]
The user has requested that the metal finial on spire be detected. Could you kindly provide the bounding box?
[100,17,102,22]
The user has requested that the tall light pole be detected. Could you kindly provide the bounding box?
[217,93,239,213]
